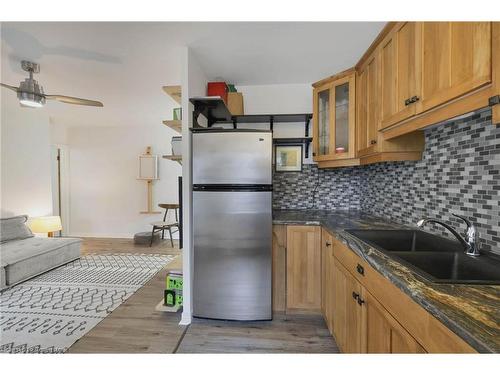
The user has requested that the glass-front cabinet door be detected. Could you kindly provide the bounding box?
[313,71,356,162]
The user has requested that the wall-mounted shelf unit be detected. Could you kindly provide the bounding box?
[162,155,182,165]
[162,85,182,105]
[273,137,313,155]
[162,120,182,133]
[189,97,233,127]
[190,96,313,138]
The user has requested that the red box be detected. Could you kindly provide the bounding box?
[207,82,228,103]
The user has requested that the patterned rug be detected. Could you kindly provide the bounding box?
[0,253,175,353]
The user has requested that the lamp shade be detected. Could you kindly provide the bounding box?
[29,216,62,233]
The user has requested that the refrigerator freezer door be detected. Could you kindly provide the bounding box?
[192,131,272,185]
[193,190,272,320]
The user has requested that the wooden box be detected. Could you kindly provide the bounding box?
[227,92,244,116]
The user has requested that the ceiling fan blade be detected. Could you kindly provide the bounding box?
[45,94,103,107]
[1,83,19,92]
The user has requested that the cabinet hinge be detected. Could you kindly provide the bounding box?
[488,95,500,107]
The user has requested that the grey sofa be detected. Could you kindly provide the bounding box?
[0,215,81,290]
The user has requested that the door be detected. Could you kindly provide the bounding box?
[332,260,362,353]
[380,22,421,129]
[420,22,492,112]
[357,53,379,156]
[193,190,272,320]
[286,226,321,310]
[192,130,272,185]
[361,288,426,353]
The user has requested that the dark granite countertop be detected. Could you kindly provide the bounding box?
[273,209,500,353]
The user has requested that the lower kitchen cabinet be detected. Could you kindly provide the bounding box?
[362,288,426,353]
[330,253,423,353]
[286,225,321,311]
[322,229,335,332]
[332,260,363,353]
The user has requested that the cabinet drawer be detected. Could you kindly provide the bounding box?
[332,236,370,284]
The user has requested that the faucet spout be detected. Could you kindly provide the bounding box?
[416,215,481,257]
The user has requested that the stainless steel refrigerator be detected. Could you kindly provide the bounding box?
[192,129,272,321]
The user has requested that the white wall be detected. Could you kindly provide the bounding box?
[1,96,53,218]
[235,83,314,161]
[180,47,208,325]
[65,124,181,238]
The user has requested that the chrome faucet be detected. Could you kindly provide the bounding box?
[416,213,481,257]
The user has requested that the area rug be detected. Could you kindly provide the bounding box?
[0,253,176,353]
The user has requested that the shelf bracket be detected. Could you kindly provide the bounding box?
[304,116,311,137]
[232,118,237,129]
[305,141,310,157]
[270,115,274,132]
[192,108,203,128]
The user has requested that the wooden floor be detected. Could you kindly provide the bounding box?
[68,237,186,353]
[67,238,338,354]
[178,314,339,353]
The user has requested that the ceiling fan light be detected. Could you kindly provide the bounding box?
[19,98,44,108]
[17,89,45,108]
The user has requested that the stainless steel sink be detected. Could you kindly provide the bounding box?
[345,229,500,285]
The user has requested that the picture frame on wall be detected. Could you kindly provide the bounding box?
[275,145,303,172]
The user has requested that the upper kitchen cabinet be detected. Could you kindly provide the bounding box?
[312,69,358,168]
[419,22,491,113]
[381,22,500,139]
[356,39,425,163]
[379,22,421,130]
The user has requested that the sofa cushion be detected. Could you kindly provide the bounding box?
[0,237,81,286]
[0,215,33,243]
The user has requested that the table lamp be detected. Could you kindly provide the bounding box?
[29,216,62,237]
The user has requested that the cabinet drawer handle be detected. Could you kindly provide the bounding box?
[370,140,377,145]
[357,297,365,306]
[352,292,359,300]
[404,98,411,106]
[356,264,365,276]
[326,241,331,247]
[410,95,420,103]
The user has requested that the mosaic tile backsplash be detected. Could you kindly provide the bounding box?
[273,108,500,254]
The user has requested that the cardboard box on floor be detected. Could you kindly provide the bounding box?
[227,92,244,116]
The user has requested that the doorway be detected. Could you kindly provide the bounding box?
[50,145,70,236]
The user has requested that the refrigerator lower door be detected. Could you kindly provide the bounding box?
[193,190,272,320]
[192,131,272,185]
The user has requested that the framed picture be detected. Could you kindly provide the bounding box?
[138,154,159,180]
[275,145,303,172]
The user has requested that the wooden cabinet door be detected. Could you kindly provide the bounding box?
[332,260,362,353]
[286,226,321,310]
[361,288,425,353]
[313,71,356,162]
[357,53,379,156]
[420,22,492,112]
[321,229,335,332]
[380,22,421,129]
[272,225,287,312]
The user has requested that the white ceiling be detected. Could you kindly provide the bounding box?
[1,22,384,128]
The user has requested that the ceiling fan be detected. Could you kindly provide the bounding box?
[1,60,103,108]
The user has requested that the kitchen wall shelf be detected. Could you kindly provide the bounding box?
[162,85,182,105]
[190,96,313,137]
[162,155,182,165]
[163,119,182,133]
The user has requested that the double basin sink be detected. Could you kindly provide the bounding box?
[345,229,500,285]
